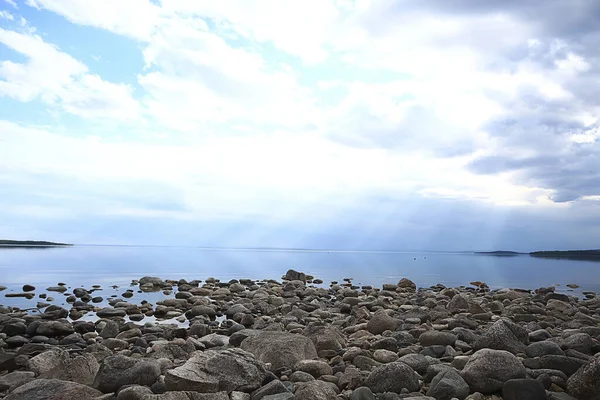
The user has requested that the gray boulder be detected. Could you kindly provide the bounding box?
[94,355,162,393]
[566,354,600,399]
[284,270,306,282]
[240,331,317,370]
[27,348,68,376]
[461,349,526,394]
[366,310,399,335]
[118,385,229,399]
[365,362,420,393]
[0,371,35,392]
[472,319,528,354]
[5,379,102,400]
[165,348,267,393]
[302,322,346,352]
[294,380,338,400]
[526,341,564,358]
[562,333,593,354]
[426,369,470,400]
[40,352,99,385]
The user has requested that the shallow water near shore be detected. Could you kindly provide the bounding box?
[1,245,599,310]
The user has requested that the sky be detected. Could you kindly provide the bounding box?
[1,0,600,251]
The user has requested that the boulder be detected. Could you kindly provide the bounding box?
[284,270,306,282]
[40,352,99,385]
[294,359,333,377]
[426,369,470,400]
[472,319,528,354]
[302,322,346,352]
[398,278,417,290]
[0,371,35,392]
[27,348,68,376]
[94,355,162,393]
[566,354,600,400]
[461,349,526,394]
[526,341,564,358]
[366,310,399,335]
[294,380,339,400]
[419,331,457,347]
[240,331,317,370]
[4,379,102,400]
[365,362,420,393]
[165,348,267,393]
[502,379,546,400]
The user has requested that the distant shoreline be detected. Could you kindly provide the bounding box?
[0,240,72,247]
[476,249,600,261]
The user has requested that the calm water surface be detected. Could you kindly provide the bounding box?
[1,246,599,309]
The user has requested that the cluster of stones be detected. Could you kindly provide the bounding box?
[0,270,599,400]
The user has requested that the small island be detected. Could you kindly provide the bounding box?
[530,249,600,260]
[0,240,72,247]
[475,251,524,256]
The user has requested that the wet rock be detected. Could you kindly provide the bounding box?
[364,362,420,393]
[23,284,35,292]
[94,355,162,393]
[240,331,317,370]
[461,349,526,394]
[165,348,267,393]
[96,308,127,318]
[4,379,103,400]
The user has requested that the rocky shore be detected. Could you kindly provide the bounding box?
[0,270,599,400]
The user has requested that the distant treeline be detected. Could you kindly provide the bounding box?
[530,250,600,260]
[0,240,71,246]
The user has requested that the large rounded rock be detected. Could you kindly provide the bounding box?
[562,333,593,354]
[94,355,161,393]
[526,341,564,358]
[366,310,399,335]
[302,322,346,352]
[426,369,470,400]
[165,348,267,393]
[40,353,99,385]
[502,379,546,400]
[365,362,420,393]
[461,349,526,394]
[566,354,600,399]
[5,379,102,400]
[472,319,528,354]
[240,331,317,370]
[294,380,339,400]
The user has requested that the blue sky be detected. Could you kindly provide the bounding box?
[1,0,600,251]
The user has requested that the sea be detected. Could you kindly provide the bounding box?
[1,245,599,311]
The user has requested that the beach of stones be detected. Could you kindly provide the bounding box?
[0,270,599,400]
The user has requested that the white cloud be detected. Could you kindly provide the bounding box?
[3,0,16,8]
[0,10,14,20]
[0,29,140,120]
[25,0,159,40]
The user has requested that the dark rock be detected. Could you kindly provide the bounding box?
[165,348,267,393]
[536,355,587,376]
[419,330,457,346]
[4,378,103,400]
[364,362,420,393]
[350,386,376,400]
[502,379,547,400]
[398,278,417,290]
[40,352,99,385]
[461,349,526,394]
[526,341,565,358]
[93,355,162,393]
[294,359,333,377]
[23,284,35,292]
[96,308,127,318]
[562,333,593,354]
[398,353,429,375]
[426,369,470,400]
[284,270,306,282]
[0,371,35,391]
